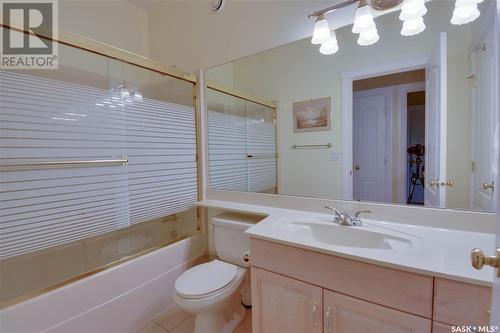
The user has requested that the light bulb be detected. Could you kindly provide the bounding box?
[352,5,375,34]
[311,15,331,45]
[399,0,427,21]
[451,1,480,25]
[358,28,379,46]
[401,16,426,36]
[319,32,339,55]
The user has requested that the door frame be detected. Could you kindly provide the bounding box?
[340,56,427,200]
[353,86,394,203]
[469,8,499,211]
[397,82,426,204]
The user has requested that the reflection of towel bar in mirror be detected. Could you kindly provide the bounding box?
[0,156,129,170]
[292,143,332,149]
[246,154,277,159]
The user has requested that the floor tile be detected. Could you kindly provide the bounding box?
[154,306,191,331]
[137,321,168,333]
[154,307,252,333]
[235,309,252,333]
[170,315,195,333]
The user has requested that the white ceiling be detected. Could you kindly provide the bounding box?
[126,0,165,12]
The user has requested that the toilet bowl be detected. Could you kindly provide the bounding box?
[173,212,260,333]
[174,260,247,333]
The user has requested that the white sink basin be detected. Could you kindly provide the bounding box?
[272,218,414,250]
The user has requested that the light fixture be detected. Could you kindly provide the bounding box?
[319,31,339,55]
[451,0,482,25]
[399,0,427,21]
[352,0,379,46]
[401,16,426,36]
[358,28,380,45]
[311,14,331,45]
[307,0,482,56]
[352,1,375,33]
[399,0,426,36]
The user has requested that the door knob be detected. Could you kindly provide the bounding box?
[354,164,360,171]
[440,180,454,187]
[482,182,495,191]
[471,248,500,277]
[429,179,441,187]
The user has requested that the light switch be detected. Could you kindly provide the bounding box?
[329,149,341,161]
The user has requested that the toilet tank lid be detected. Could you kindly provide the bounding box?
[211,212,264,229]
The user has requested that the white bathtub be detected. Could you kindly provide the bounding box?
[0,234,206,333]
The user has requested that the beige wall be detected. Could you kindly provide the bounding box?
[145,0,371,73]
[209,1,475,209]
[59,0,149,57]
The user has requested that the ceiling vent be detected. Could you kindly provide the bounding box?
[211,0,225,13]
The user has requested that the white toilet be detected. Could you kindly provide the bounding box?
[173,212,259,333]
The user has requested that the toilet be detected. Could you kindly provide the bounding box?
[173,212,260,333]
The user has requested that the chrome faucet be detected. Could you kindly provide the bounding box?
[324,207,372,226]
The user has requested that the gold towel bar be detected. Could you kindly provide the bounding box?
[292,143,332,149]
[0,155,128,169]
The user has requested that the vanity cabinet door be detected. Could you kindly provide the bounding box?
[323,290,431,333]
[433,278,492,327]
[251,267,322,333]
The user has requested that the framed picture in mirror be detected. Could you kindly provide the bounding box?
[292,97,331,133]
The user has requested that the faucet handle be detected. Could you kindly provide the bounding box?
[354,210,372,218]
[325,206,348,224]
[324,206,342,215]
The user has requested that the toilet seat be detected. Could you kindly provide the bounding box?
[175,260,238,300]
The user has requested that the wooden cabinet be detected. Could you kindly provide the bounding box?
[251,267,322,333]
[250,239,492,333]
[251,238,433,318]
[323,290,431,333]
[432,322,454,333]
[433,278,491,327]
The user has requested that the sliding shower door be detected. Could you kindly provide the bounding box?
[245,101,277,193]
[0,29,200,307]
[207,88,277,193]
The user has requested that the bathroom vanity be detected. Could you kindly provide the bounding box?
[196,199,495,333]
[250,238,491,333]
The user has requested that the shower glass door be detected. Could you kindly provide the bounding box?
[207,88,277,193]
[0,28,200,307]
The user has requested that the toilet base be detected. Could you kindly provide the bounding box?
[193,292,246,333]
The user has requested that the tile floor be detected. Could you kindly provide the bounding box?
[137,306,252,333]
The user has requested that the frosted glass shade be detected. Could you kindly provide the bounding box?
[311,17,331,45]
[319,33,339,55]
[399,0,427,21]
[401,16,426,36]
[352,5,376,34]
[358,28,380,46]
[451,2,480,25]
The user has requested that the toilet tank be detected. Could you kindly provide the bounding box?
[211,212,263,267]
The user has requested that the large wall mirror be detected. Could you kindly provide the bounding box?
[206,0,498,213]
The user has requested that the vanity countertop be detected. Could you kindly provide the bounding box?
[196,199,496,286]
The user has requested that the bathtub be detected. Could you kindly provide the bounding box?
[0,233,206,333]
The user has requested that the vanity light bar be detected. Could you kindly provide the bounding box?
[309,0,483,55]
[308,0,358,19]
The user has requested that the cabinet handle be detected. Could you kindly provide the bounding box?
[312,302,318,328]
[325,307,332,332]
